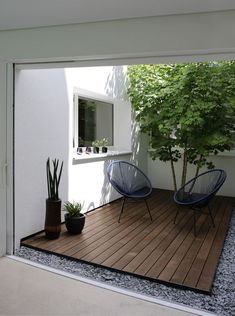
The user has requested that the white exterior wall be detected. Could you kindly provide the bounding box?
[69,154,131,212]
[148,154,235,197]
[15,66,132,245]
[15,69,70,245]
[65,67,132,210]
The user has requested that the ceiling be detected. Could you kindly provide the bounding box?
[0,0,235,31]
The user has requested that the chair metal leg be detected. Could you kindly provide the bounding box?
[118,197,126,223]
[208,205,215,227]
[144,199,152,221]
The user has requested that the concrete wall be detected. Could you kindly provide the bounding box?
[69,154,131,212]
[14,66,132,245]
[66,67,132,211]
[148,153,235,197]
[15,69,70,244]
[66,66,131,151]
[0,11,235,63]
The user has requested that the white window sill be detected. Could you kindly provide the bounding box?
[72,150,132,164]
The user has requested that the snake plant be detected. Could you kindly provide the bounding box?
[46,158,63,200]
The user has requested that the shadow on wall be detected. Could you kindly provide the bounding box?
[86,201,96,212]
[99,159,117,206]
[131,111,149,174]
[105,65,148,174]
[105,66,129,101]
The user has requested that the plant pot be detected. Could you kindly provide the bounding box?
[77,147,83,154]
[65,213,86,234]
[44,199,61,239]
[102,146,108,153]
[93,146,99,154]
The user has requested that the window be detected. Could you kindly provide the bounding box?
[73,94,113,148]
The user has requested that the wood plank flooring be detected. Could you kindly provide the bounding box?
[21,189,234,293]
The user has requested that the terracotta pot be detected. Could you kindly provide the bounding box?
[44,199,61,239]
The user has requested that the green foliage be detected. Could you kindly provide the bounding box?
[64,201,82,218]
[92,138,109,147]
[128,61,235,190]
[46,158,63,200]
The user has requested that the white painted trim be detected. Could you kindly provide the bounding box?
[0,62,7,256]
[11,48,235,68]
[8,255,216,316]
[73,87,115,104]
[72,150,132,164]
[6,63,14,254]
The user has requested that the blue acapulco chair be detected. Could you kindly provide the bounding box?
[107,160,153,223]
[174,168,226,236]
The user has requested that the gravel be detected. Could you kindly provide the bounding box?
[15,211,235,316]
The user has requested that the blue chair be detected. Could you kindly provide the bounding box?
[107,160,153,222]
[174,169,226,236]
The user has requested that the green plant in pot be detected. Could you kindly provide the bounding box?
[92,138,109,153]
[64,201,85,234]
[45,158,63,239]
[92,140,100,154]
[100,137,109,153]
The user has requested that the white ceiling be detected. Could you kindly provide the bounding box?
[0,0,235,31]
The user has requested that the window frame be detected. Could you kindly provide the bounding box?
[73,88,114,149]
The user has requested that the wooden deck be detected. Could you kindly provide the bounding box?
[21,189,234,293]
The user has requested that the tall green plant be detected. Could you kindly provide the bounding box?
[46,158,63,200]
[128,62,235,191]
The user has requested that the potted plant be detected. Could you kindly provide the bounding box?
[44,158,63,239]
[100,137,109,153]
[92,140,100,153]
[64,201,85,234]
[92,138,109,153]
[85,146,92,153]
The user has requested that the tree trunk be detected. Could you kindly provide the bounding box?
[181,149,188,188]
[194,155,203,179]
[169,147,177,192]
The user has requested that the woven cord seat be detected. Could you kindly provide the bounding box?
[174,169,226,236]
[107,160,153,222]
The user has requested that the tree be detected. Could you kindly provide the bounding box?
[127,61,235,191]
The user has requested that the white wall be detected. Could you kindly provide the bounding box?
[15,69,70,245]
[66,67,132,210]
[15,66,133,245]
[148,154,235,197]
[65,67,132,154]
[70,154,131,212]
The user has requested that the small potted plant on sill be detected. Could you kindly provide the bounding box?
[100,137,109,153]
[64,201,85,234]
[45,158,63,239]
[92,140,100,154]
